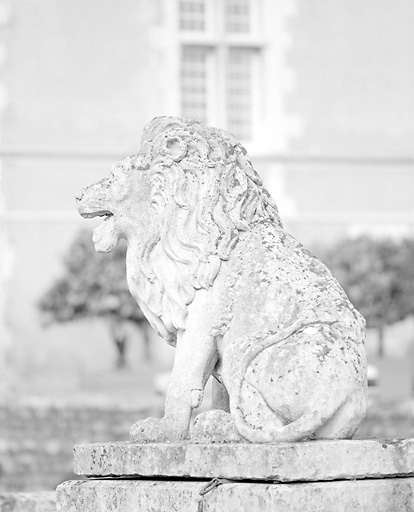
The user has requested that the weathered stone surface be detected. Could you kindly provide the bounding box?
[57,478,414,512]
[0,492,56,512]
[74,438,414,482]
[77,116,367,444]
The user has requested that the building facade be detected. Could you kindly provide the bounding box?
[0,0,413,395]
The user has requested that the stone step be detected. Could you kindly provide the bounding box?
[74,438,414,483]
[57,477,414,512]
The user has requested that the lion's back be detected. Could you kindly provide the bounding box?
[225,222,364,339]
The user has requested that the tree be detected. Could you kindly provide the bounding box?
[38,229,151,368]
[320,236,414,358]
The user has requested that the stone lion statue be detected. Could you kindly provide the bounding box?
[77,117,367,443]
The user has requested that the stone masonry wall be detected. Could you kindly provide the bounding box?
[0,399,413,492]
[0,492,55,512]
[0,399,160,492]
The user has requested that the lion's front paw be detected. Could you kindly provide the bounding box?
[129,417,189,443]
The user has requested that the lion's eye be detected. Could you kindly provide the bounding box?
[133,156,142,167]
[110,162,123,178]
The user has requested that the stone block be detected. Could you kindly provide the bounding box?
[57,478,414,512]
[74,438,414,482]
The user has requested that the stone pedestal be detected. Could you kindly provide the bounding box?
[57,439,414,511]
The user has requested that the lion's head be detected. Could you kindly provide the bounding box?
[77,117,281,338]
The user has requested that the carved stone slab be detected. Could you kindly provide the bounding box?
[74,438,414,482]
[57,478,414,512]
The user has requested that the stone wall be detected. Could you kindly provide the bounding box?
[0,492,55,512]
[1,398,413,492]
[0,399,161,492]
[357,400,414,440]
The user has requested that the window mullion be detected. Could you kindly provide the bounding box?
[215,43,227,131]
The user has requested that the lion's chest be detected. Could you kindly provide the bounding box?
[125,255,177,342]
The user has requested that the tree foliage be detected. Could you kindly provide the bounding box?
[39,230,147,326]
[320,236,414,329]
[39,230,150,367]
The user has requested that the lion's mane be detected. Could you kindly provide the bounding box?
[132,117,282,340]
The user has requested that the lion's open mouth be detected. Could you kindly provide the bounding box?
[76,180,119,252]
[91,213,118,253]
[79,210,113,220]
[77,204,117,252]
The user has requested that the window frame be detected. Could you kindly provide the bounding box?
[178,0,264,145]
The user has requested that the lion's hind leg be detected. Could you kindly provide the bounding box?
[314,389,368,439]
[238,377,287,432]
[223,325,366,443]
[191,409,244,443]
[191,377,286,443]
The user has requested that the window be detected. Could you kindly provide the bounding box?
[227,48,255,140]
[179,0,206,31]
[178,0,262,143]
[181,46,212,123]
[225,0,250,34]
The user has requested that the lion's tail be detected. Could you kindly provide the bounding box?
[223,319,345,443]
[232,394,346,443]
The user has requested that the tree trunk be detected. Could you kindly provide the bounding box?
[109,318,129,369]
[142,325,151,361]
[378,325,385,359]
[115,337,128,369]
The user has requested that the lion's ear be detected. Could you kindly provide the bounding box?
[165,136,188,162]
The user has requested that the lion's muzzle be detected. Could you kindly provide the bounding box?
[76,178,114,219]
[77,178,120,253]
